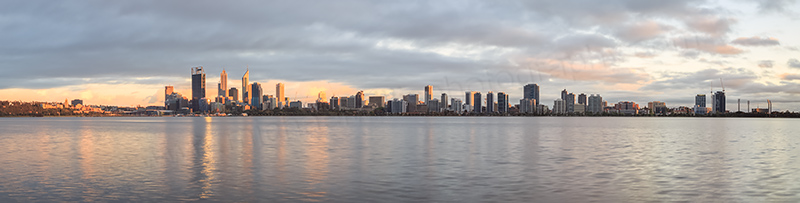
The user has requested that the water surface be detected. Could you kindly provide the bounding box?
[0,117,798,202]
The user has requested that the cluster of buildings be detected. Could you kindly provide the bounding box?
[165,67,301,114]
[160,66,778,116]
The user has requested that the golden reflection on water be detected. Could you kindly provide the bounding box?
[300,118,330,201]
[200,117,217,199]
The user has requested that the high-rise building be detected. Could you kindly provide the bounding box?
[523,84,540,106]
[164,86,174,107]
[486,91,495,113]
[218,69,228,97]
[578,93,587,105]
[424,85,433,104]
[695,94,706,107]
[276,83,285,108]
[368,96,385,108]
[561,89,575,113]
[317,92,326,103]
[428,99,440,112]
[229,87,238,102]
[242,69,250,105]
[329,96,340,109]
[440,93,448,111]
[712,91,726,113]
[389,99,407,113]
[554,99,566,114]
[403,94,419,111]
[251,82,263,109]
[519,98,535,114]
[465,91,477,109]
[588,94,603,114]
[474,92,482,113]
[355,91,364,108]
[191,67,206,112]
[497,92,509,113]
[451,98,463,113]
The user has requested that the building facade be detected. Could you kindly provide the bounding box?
[191,67,206,112]
[523,84,540,106]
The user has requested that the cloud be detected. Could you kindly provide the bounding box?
[673,36,743,55]
[758,60,774,68]
[634,52,657,58]
[789,59,800,68]
[685,16,736,37]
[731,36,780,46]
[780,73,800,80]
[615,21,672,42]
[751,0,798,13]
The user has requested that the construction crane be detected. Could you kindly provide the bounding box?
[720,78,725,92]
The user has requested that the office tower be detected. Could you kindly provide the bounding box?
[242,69,250,105]
[403,94,419,111]
[486,91,495,113]
[191,67,206,112]
[615,101,639,115]
[330,96,340,109]
[390,99,408,113]
[229,87,238,102]
[218,69,228,97]
[695,94,706,107]
[451,98,463,113]
[440,93,448,111]
[164,86,174,107]
[474,92,482,113]
[262,95,273,110]
[251,82,263,109]
[356,91,364,108]
[71,99,84,106]
[428,99,440,112]
[588,94,603,114]
[578,93,587,105]
[369,96,385,108]
[497,92,509,113]
[712,91,725,113]
[465,91,477,109]
[554,99,566,114]
[523,84,540,106]
[276,83,285,108]
[560,89,575,113]
[519,98,535,114]
[424,85,433,104]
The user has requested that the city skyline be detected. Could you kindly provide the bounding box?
[0,1,799,111]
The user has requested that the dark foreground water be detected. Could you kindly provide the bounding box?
[0,117,799,202]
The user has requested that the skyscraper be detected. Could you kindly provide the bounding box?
[465,91,476,111]
[191,67,205,112]
[497,92,508,113]
[218,69,228,97]
[164,86,174,107]
[440,93,448,111]
[695,94,706,107]
[424,85,433,105]
[578,93,587,105]
[368,96,385,108]
[229,87,238,102]
[242,69,250,105]
[474,92,482,113]
[588,94,603,114]
[355,91,364,108]
[276,83,285,108]
[561,89,575,113]
[712,91,726,113]
[523,84,540,106]
[251,82,263,109]
[486,91,495,113]
[554,99,566,114]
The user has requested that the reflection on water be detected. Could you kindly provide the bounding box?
[0,117,799,202]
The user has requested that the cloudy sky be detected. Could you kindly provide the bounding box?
[1,0,799,111]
